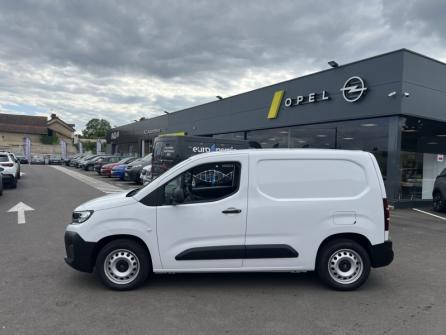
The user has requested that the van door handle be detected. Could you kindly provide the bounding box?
[222,208,242,214]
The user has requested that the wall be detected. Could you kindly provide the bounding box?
[0,131,76,155]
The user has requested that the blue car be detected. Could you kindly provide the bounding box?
[111,164,127,180]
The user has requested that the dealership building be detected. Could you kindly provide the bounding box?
[106,49,446,206]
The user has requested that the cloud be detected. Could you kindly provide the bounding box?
[0,0,445,131]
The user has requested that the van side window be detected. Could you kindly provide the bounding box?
[162,162,240,205]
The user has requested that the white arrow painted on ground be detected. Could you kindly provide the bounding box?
[8,202,34,224]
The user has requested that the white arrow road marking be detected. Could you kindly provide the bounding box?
[20,172,25,176]
[8,202,34,224]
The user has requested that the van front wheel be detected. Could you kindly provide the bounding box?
[96,239,151,290]
[317,239,370,291]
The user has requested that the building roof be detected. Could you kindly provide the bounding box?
[0,113,48,134]
[47,113,75,132]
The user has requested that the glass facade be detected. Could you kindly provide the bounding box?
[399,117,446,200]
[244,117,389,180]
[151,115,446,205]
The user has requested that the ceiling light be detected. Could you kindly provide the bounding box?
[361,123,377,127]
[427,142,438,145]
[279,131,288,134]
[402,129,417,133]
[316,134,327,138]
[388,91,397,97]
[436,134,446,137]
[343,137,354,140]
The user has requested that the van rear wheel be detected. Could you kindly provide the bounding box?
[317,239,370,291]
[96,239,151,290]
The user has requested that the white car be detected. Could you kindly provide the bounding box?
[64,149,393,291]
[139,164,152,185]
[0,152,20,188]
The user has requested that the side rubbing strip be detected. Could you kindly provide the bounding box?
[267,90,284,119]
[175,244,298,260]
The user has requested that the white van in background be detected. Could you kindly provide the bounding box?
[64,149,393,291]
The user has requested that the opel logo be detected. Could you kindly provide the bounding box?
[340,76,367,102]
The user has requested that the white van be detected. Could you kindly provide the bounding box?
[64,149,393,291]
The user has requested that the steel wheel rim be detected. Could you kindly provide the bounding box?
[104,249,140,285]
[328,248,363,285]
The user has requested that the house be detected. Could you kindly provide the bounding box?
[0,112,76,155]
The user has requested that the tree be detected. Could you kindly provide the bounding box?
[82,118,112,139]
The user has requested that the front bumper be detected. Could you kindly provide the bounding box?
[64,231,96,273]
[125,168,141,182]
[370,240,394,268]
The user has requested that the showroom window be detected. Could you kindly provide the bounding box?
[246,128,289,148]
[399,117,446,200]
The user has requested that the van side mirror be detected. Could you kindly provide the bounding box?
[173,187,185,204]
[0,167,4,172]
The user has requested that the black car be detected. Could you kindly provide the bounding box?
[16,155,29,164]
[83,155,109,171]
[433,168,446,211]
[124,154,152,184]
[49,155,63,165]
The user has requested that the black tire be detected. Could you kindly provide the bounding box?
[316,238,370,291]
[433,191,445,212]
[95,239,151,290]
[10,177,17,189]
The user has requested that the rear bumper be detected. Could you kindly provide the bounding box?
[64,231,96,273]
[370,240,394,268]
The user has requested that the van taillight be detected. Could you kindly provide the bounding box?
[383,198,390,231]
[1,163,13,167]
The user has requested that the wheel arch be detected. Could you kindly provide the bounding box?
[316,233,372,267]
[93,234,153,269]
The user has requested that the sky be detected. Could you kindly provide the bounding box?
[0,0,446,133]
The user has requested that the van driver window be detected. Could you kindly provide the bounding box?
[162,162,240,205]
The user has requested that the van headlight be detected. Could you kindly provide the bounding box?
[72,210,94,224]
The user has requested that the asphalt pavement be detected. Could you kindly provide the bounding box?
[0,165,446,335]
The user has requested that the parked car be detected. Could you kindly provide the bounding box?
[49,155,64,165]
[78,155,103,169]
[83,155,110,171]
[432,168,446,211]
[101,157,136,177]
[124,154,152,184]
[0,152,19,188]
[0,167,4,196]
[64,154,82,166]
[16,155,29,164]
[9,153,21,179]
[110,164,128,180]
[31,154,45,165]
[64,149,393,291]
[140,164,152,185]
[69,154,89,167]
[93,156,122,173]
